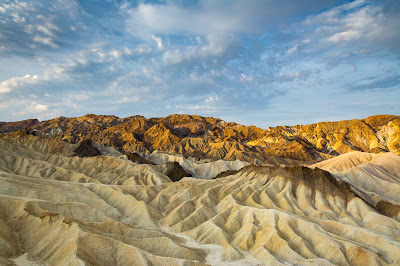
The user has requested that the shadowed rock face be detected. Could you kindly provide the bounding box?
[2,114,398,163]
[162,162,193,182]
[24,128,38,136]
[0,119,39,134]
[1,133,400,265]
[376,200,400,218]
[213,169,240,179]
[73,140,101,157]
[125,152,155,165]
[239,165,355,202]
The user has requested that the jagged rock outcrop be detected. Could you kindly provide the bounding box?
[1,114,399,164]
[73,140,101,157]
[1,133,400,265]
[154,162,193,182]
[125,152,155,165]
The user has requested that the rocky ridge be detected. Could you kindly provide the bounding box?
[1,114,398,164]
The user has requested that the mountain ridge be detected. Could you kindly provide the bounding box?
[1,114,399,164]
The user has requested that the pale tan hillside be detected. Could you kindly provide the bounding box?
[311,151,400,219]
[1,134,400,265]
[141,151,249,179]
[141,151,304,179]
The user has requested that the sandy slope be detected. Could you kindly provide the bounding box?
[311,151,400,219]
[141,152,249,179]
[0,134,400,265]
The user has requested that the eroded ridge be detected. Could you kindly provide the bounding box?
[3,113,398,164]
[0,134,399,265]
[311,151,400,220]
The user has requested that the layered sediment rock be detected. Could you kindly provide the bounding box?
[0,133,400,265]
[311,151,400,219]
[2,114,398,163]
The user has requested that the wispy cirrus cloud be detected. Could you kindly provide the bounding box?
[0,0,90,56]
[348,75,400,91]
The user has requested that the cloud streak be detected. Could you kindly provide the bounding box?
[348,75,400,91]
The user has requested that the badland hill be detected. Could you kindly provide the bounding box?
[0,132,399,265]
[0,114,400,265]
[1,114,399,163]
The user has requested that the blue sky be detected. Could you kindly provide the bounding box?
[0,0,399,127]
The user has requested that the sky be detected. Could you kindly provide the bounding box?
[0,0,399,128]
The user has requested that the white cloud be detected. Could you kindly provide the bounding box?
[205,96,214,102]
[114,96,140,104]
[36,22,60,37]
[33,35,58,48]
[110,49,122,58]
[0,0,84,55]
[304,1,390,49]
[304,0,366,25]
[134,44,152,54]
[186,102,223,113]
[124,47,133,55]
[24,24,34,34]
[0,74,39,94]
[287,39,311,54]
[0,0,398,126]
[0,1,33,14]
[11,12,25,23]
[162,49,185,65]
[9,100,51,119]
[125,1,336,36]
[127,3,226,35]
[240,74,253,82]
[287,44,299,54]
[151,34,163,50]
[0,1,33,26]
[325,30,361,43]
[200,34,230,56]
[37,25,53,36]
[162,34,231,65]
[31,103,48,112]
